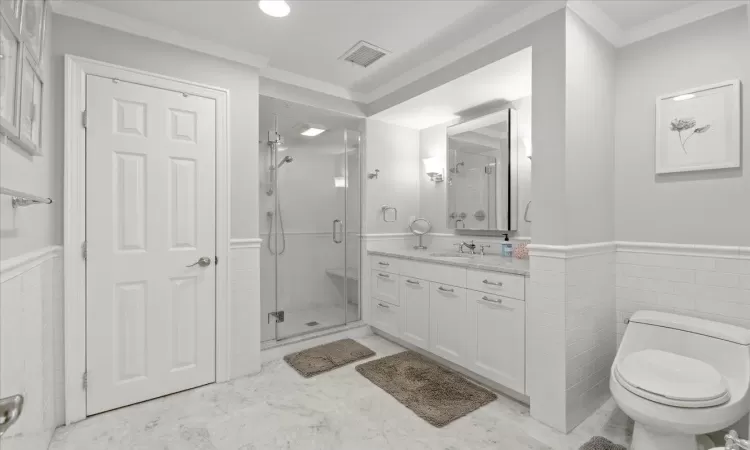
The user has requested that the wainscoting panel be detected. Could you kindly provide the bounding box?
[229,238,262,379]
[0,247,64,450]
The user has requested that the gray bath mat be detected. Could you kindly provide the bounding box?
[579,437,627,450]
[355,351,497,427]
[284,338,375,378]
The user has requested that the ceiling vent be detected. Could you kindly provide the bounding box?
[339,41,389,68]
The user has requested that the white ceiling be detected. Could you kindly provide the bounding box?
[58,0,745,102]
[370,48,531,130]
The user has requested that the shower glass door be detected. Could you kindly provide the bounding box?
[260,96,361,342]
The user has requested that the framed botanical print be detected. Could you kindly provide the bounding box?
[20,0,45,65]
[18,46,42,154]
[655,80,741,174]
[0,13,21,136]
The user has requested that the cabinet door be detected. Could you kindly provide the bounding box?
[0,14,20,136]
[429,283,466,365]
[466,291,525,393]
[400,277,429,350]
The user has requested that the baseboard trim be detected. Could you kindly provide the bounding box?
[0,245,63,282]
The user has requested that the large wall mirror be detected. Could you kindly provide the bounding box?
[446,108,518,231]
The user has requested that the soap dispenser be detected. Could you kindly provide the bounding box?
[500,234,512,257]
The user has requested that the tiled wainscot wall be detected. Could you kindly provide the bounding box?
[0,247,65,450]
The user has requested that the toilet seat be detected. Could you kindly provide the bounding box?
[614,349,730,408]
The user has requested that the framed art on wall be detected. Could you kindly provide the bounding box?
[655,80,741,174]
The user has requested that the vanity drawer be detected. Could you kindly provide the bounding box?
[371,300,401,337]
[466,269,525,300]
[402,261,466,287]
[371,270,400,305]
[370,255,400,274]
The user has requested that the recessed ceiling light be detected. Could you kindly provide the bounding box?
[259,0,290,18]
[300,126,326,137]
[673,94,695,102]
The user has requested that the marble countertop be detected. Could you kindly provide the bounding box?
[368,249,530,277]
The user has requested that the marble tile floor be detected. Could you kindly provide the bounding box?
[49,336,632,450]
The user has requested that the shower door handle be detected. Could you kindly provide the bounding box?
[332,219,343,244]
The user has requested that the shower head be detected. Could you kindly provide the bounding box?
[276,156,294,168]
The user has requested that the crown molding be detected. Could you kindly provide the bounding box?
[567,0,748,49]
[260,67,366,103]
[50,0,270,68]
[566,1,625,46]
[359,0,567,104]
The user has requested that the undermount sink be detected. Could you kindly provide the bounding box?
[429,252,473,259]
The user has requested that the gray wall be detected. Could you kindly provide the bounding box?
[564,10,616,245]
[0,10,60,260]
[615,7,750,246]
[51,14,261,239]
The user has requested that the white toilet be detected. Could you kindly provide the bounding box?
[611,311,750,450]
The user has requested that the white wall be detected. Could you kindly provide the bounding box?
[565,10,615,245]
[51,14,260,240]
[0,11,60,261]
[614,7,750,246]
[363,119,420,235]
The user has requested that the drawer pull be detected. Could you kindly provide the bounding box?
[483,279,504,287]
[406,279,420,285]
[481,296,503,305]
[377,273,390,278]
[378,261,390,266]
[377,303,390,309]
[438,286,454,293]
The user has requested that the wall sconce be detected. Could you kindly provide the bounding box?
[423,156,444,183]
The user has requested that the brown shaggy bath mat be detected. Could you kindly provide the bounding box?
[579,436,627,450]
[283,338,375,378]
[355,351,497,427]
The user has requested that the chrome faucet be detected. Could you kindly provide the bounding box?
[460,240,477,255]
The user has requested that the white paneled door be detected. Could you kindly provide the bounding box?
[85,75,217,415]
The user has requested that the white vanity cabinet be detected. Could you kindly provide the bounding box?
[367,253,528,395]
[400,277,429,350]
[429,282,467,365]
[466,290,525,393]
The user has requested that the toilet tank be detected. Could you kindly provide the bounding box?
[618,311,750,392]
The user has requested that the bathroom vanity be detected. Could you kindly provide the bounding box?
[365,249,529,396]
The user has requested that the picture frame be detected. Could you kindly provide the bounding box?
[17,45,42,154]
[655,80,741,174]
[20,0,45,65]
[0,12,22,137]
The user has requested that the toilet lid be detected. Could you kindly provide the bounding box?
[615,349,730,408]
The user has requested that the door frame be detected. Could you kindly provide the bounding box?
[63,55,230,424]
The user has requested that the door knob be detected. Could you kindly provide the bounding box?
[0,395,24,437]
[186,256,212,268]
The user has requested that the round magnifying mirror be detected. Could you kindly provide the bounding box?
[409,218,432,250]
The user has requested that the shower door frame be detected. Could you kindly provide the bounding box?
[267,128,362,342]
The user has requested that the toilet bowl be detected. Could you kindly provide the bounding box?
[611,311,750,450]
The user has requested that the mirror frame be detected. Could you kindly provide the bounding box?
[445,108,518,231]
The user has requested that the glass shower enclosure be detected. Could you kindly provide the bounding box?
[259,96,361,342]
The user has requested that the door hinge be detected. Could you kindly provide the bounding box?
[82,241,87,261]
[82,110,88,129]
[268,311,285,324]
[215,256,219,265]
[82,372,88,390]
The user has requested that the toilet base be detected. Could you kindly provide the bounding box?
[632,422,698,450]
